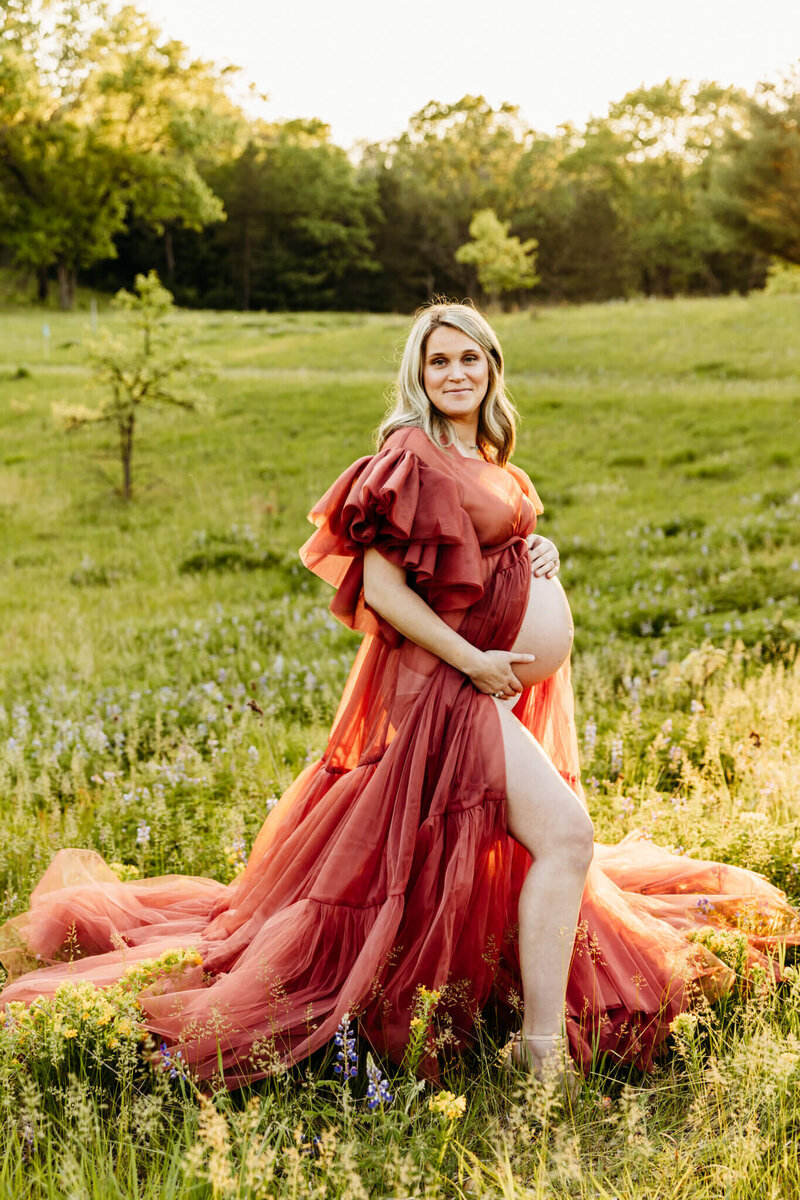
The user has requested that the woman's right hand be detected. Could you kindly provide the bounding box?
[467,649,537,698]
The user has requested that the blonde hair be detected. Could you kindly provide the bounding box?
[376,301,518,466]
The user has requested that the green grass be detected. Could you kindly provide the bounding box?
[1,294,800,1196]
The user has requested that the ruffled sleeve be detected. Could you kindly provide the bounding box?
[299,436,485,644]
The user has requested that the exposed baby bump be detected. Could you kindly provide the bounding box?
[507,574,574,689]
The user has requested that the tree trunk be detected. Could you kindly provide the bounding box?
[242,221,251,311]
[164,228,175,282]
[37,266,49,303]
[119,414,134,500]
[57,262,76,309]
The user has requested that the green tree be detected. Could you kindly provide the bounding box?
[206,120,379,310]
[455,209,538,304]
[512,79,756,301]
[511,125,638,302]
[54,271,206,498]
[0,1,239,306]
[360,96,532,303]
[598,79,752,295]
[709,65,800,265]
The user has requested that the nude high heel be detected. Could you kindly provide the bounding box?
[507,1031,581,1103]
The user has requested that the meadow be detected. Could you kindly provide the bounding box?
[1,293,799,1197]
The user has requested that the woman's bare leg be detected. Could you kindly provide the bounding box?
[492,698,594,1052]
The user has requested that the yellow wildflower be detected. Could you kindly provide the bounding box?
[409,1017,425,1030]
[63,1028,78,1039]
[117,1019,132,1036]
[428,1091,466,1121]
[107,1038,119,1050]
[669,1011,699,1037]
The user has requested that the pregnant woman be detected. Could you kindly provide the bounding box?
[1,302,798,1092]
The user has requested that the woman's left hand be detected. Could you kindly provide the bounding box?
[526,534,560,578]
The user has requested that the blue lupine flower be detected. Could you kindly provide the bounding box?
[696,896,715,917]
[365,1053,393,1109]
[159,1041,184,1080]
[333,1012,358,1080]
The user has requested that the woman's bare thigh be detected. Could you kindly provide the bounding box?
[491,697,593,856]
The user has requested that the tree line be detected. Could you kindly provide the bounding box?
[2,1,799,311]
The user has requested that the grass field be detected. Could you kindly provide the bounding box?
[1,293,800,1197]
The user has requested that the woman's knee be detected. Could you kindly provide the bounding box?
[539,804,594,872]
[565,811,595,871]
[507,777,594,870]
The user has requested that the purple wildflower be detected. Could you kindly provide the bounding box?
[159,1041,184,1080]
[333,1012,358,1080]
[365,1053,393,1109]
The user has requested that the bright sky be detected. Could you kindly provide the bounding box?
[140,0,800,148]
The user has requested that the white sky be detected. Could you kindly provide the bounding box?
[140,0,800,149]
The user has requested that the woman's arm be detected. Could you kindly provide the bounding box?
[363,548,535,698]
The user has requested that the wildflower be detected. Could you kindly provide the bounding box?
[365,1052,393,1109]
[690,699,704,714]
[247,745,259,763]
[159,1041,185,1079]
[225,837,248,874]
[409,1016,425,1030]
[110,861,141,882]
[610,734,624,776]
[669,1011,699,1038]
[428,1091,467,1121]
[695,897,715,917]
[333,1013,357,1080]
[583,718,597,757]
[63,1028,78,1039]
[20,1121,35,1151]
[96,1004,114,1027]
[136,820,151,847]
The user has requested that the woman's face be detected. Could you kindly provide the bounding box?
[422,325,489,428]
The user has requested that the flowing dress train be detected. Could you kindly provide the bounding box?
[1,426,798,1085]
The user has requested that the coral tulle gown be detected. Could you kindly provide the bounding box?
[2,426,799,1086]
